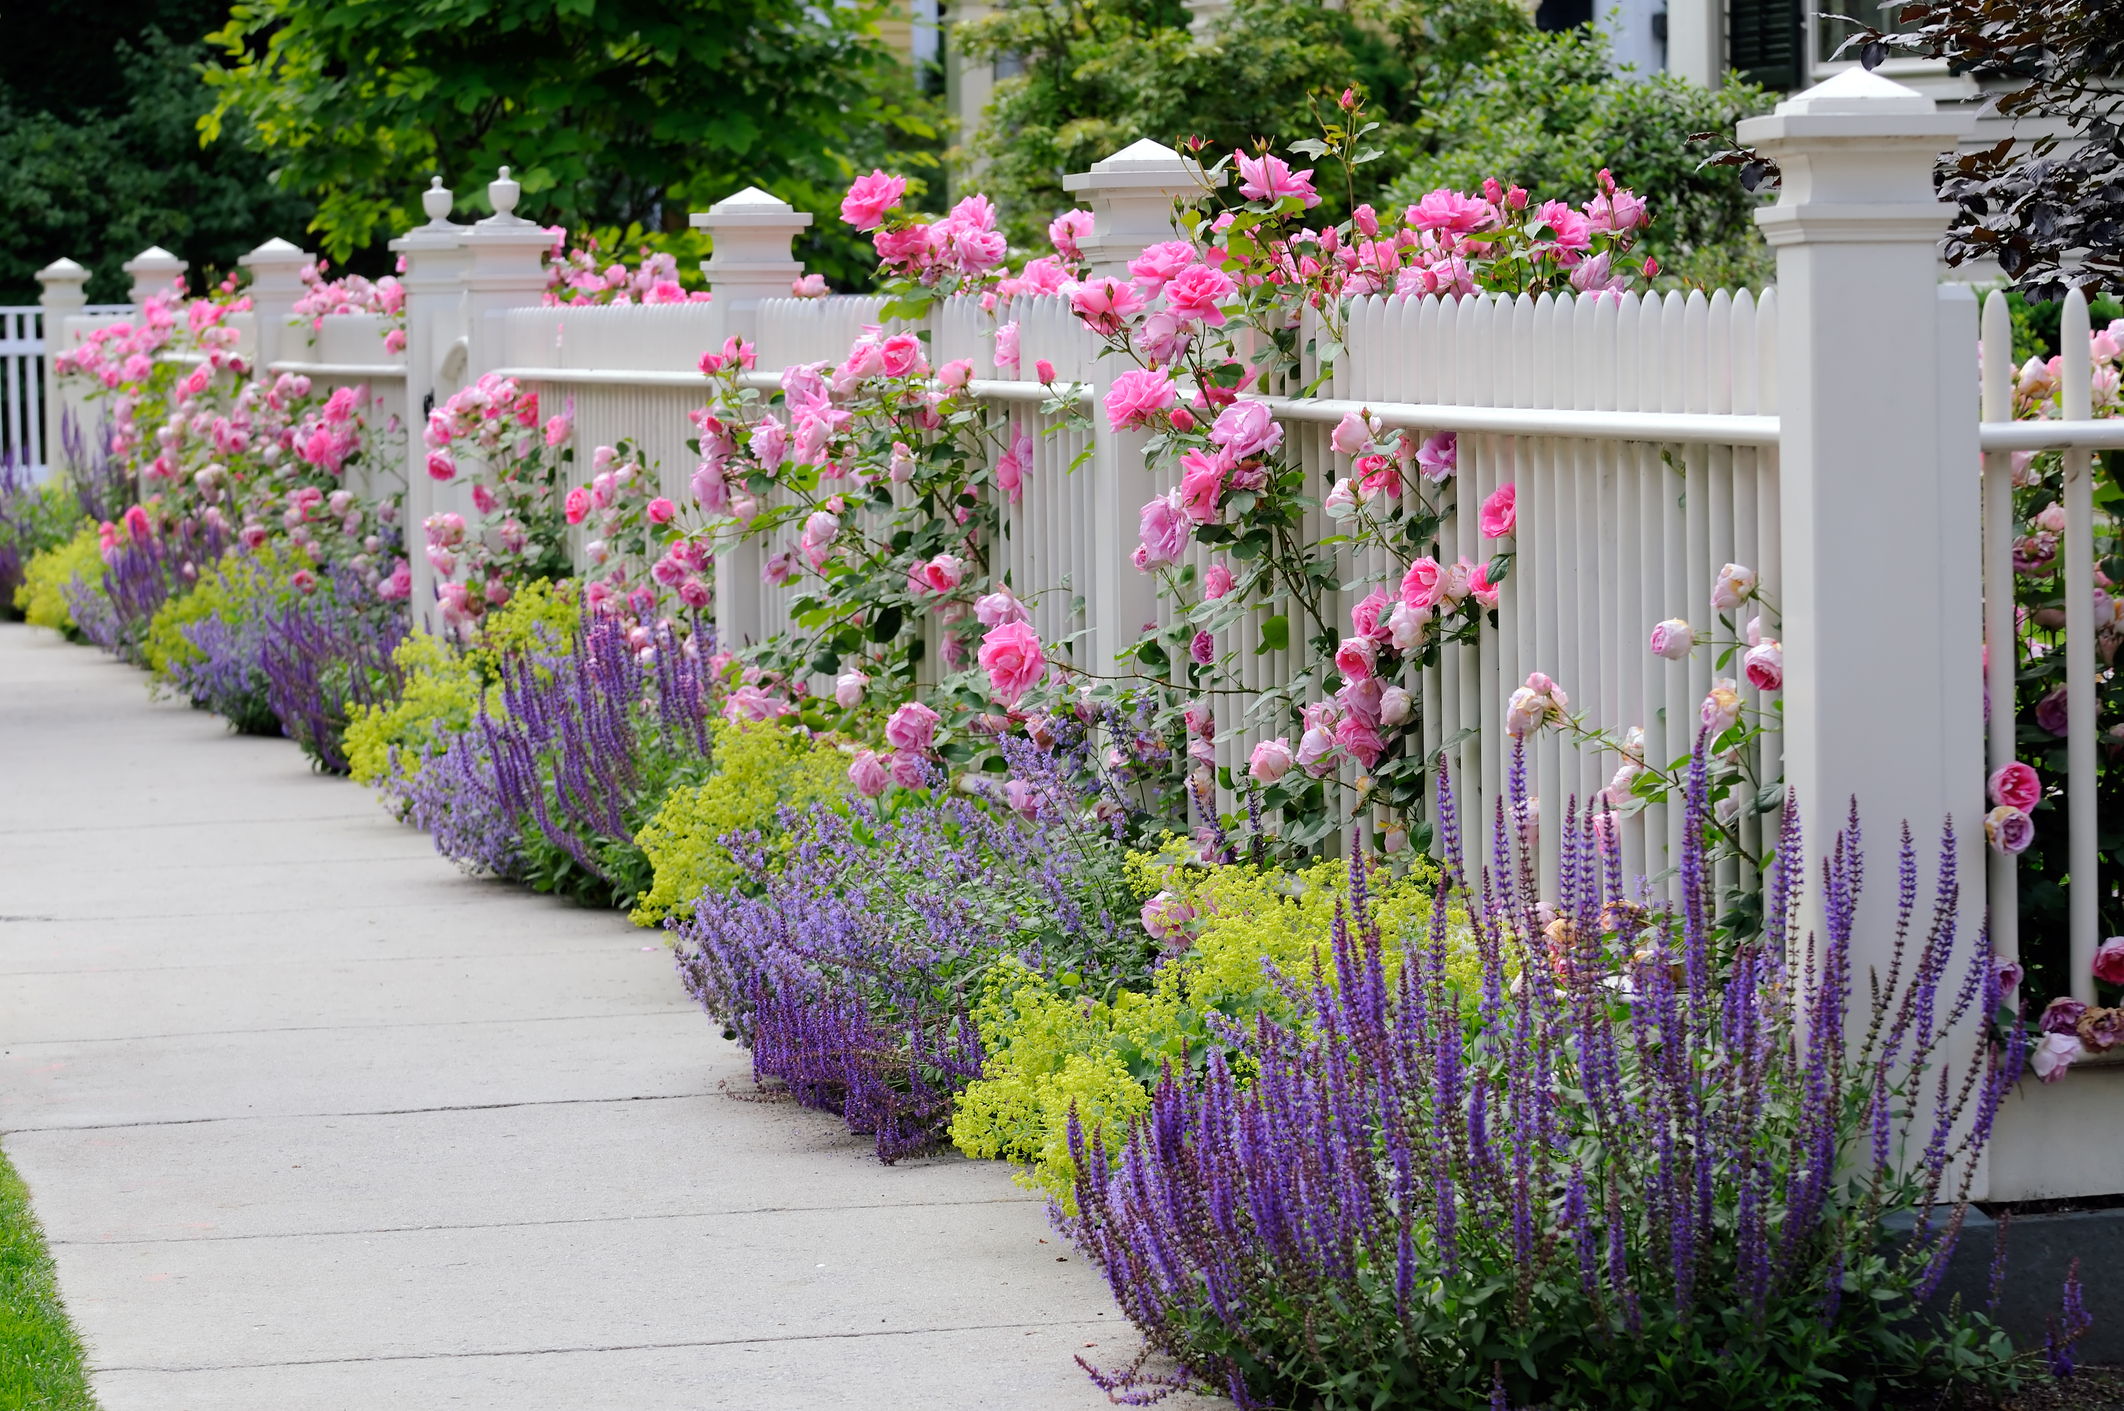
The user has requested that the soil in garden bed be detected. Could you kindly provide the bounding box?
[1893,1368,2124,1410]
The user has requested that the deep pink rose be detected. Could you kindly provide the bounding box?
[1203,563,1234,600]
[1162,263,1237,327]
[2094,937,2124,986]
[1401,556,1444,610]
[1990,761,2043,811]
[1235,151,1320,208]
[645,497,676,525]
[1137,492,1188,569]
[1479,482,1516,538]
[1208,401,1282,461]
[1744,640,1783,691]
[881,332,928,378]
[1177,449,1227,524]
[564,487,591,525]
[1105,368,1177,431]
[1128,240,1197,296]
[1070,278,1146,336]
[840,170,908,231]
[978,619,1046,708]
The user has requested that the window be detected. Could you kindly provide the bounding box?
[1730,0,1803,89]
[1812,0,1920,69]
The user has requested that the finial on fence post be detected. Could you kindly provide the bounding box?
[120,245,188,305]
[35,258,88,474]
[690,187,813,308]
[391,179,475,634]
[1061,139,1217,280]
[239,237,311,374]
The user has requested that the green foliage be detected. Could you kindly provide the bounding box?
[14,524,100,634]
[0,482,85,620]
[0,1147,97,1411]
[201,0,945,274]
[952,855,1466,1203]
[0,5,314,303]
[956,0,1531,243]
[630,718,853,925]
[1390,26,1779,287]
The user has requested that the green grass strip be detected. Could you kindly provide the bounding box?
[0,1146,95,1410]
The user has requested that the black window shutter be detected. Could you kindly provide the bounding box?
[1729,0,1803,89]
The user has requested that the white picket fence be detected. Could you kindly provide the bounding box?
[31,67,2124,1200]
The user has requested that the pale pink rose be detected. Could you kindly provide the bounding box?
[1297,725,1340,776]
[1137,491,1188,569]
[1140,891,1196,944]
[939,358,973,391]
[1203,562,1235,600]
[1104,368,1177,430]
[1177,449,1227,524]
[792,273,828,298]
[1711,563,1758,612]
[888,442,918,483]
[749,416,788,474]
[2032,1031,2084,1082]
[1330,411,1373,457]
[885,701,941,752]
[1985,804,2035,855]
[1701,678,1744,735]
[1070,277,1147,336]
[1003,779,1041,820]
[835,670,869,709]
[889,751,932,790]
[978,619,1046,708]
[1479,482,1516,538]
[840,170,908,231]
[993,321,1020,372]
[1183,698,1214,738]
[1387,601,1431,651]
[1048,208,1095,259]
[763,550,800,586]
[1401,556,1444,610]
[1990,761,2042,810]
[1323,478,1358,519]
[1415,430,1457,482]
[1249,737,1294,782]
[1207,400,1282,460]
[1744,639,1783,691]
[1649,619,1694,660]
[1235,150,1320,207]
[1441,558,1473,605]
[1380,685,1413,727]
[849,749,889,796]
[1162,264,1237,326]
[1335,635,1378,682]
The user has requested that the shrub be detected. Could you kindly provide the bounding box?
[630,718,854,926]
[0,470,81,619]
[13,523,100,633]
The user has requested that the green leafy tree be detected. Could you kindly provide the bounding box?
[1391,27,1778,287]
[955,0,1530,244]
[201,0,946,281]
[0,0,315,303]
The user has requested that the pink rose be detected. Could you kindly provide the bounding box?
[1335,636,1377,682]
[881,332,928,378]
[995,432,1032,505]
[1177,449,1227,524]
[907,553,965,597]
[2032,1031,2084,1083]
[940,358,973,391]
[1127,240,1197,296]
[1004,779,1040,820]
[1162,263,1237,327]
[978,619,1046,708]
[1190,630,1215,665]
[290,568,317,594]
[1479,482,1516,538]
[1297,725,1340,777]
[835,670,869,709]
[1203,563,1234,600]
[1137,492,1188,569]
[840,169,908,231]
[678,575,710,607]
[1070,277,1146,336]
[1744,639,1783,692]
[426,448,456,481]
[1415,430,1457,482]
[1701,678,1743,735]
[1336,715,1384,769]
[1401,556,1444,611]
[1649,619,1694,660]
[885,701,941,752]
[1330,411,1372,457]
[1140,891,1196,944]
[1468,559,1500,609]
[1990,761,2043,811]
[849,750,890,797]
[646,497,676,525]
[1208,401,1282,460]
[564,487,591,525]
[1235,150,1320,208]
[1104,368,1177,430]
[749,416,788,475]
[975,589,1026,627]
[1248,737,1294,783]
[1049,208,1095,259]
[1350,587,1391,641]
[2094,937,2124,986]
[994,321,1020,372]
[1712,563,1758,612]
[1406,187,1493,233]
[1985,805,2035,855]
[889,751,931,790]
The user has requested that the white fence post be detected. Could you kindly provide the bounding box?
[238,237,311,375]
[691,187,810,653]
[35,258,86,473]
[389,178,471,628]
[1738,70,1983,1037]
[1063,141,1207,671]
[121,245,187,304]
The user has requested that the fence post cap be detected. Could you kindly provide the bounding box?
[1062,138,1211,193]
[1736,66,1973,146]
[35,257,88,284]
[690,186,815,230]
[122,245,186,275]
[422,176,455,223]
[239,236,309,269]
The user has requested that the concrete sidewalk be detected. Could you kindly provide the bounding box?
[0,623,1132,1409]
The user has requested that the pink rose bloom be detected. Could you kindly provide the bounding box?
[678,575,710,607]
[886,701,941,752]
[1536,200,1593,253]
[377,561,412,601]
[1128,240,1198,296]
[1203,562,1234,600]
[1335,635,1378,682]
[1105,368,1177,431]
[1071,278,1147,336]
[908,553,965,597]
[1207,400,1282,460]
[1162,263,1237,326]
[1711,563,1758,612]
[1468,559,1500,609]
[881,332,928,378]
[1350,586,1392,641]
[1649,619,1694,660]
[835,670,869,709]
[564,487,592,525]
[1415,430,1457,482]
[840,170,908,231]
[994,321,1020,372]
[1183,698,1214,738]
[1140,891,1196,945]
[1990,761,2043,811]
[1401,556,1444,611]
[975,590,1026,627]
[1249,737,1294,783]
[849,750,890,797]
[1177,449,1227,524]
[763,550,799,586]
[426,448,456,481]
[1137,491,1188,569]
[1190,630,1215,665]
[1330,411,1373,457]
[1744,639,1783,691]
[290,568,317,594]
[1587,187,1650,233]
[2032,1031,2084,1083]
[939,358,974,391]
[1388,602,1430,651]
[1701,678,1744,735]
[1049,208,1095,260]
[749,416,788,475]
[889,751,932,790]
[1380,685,1413,727]
[2094,937,2124,986]
[1479,481,1516,538]
[995,432,1032,504]
[1235,151,1320,208]
[1297,725,1340,777]
[978,619,1046,708]
[1336,715,1385,769]
[1406,188,1493,233]
[646,497,676,525]
[1985,805,2035,855]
